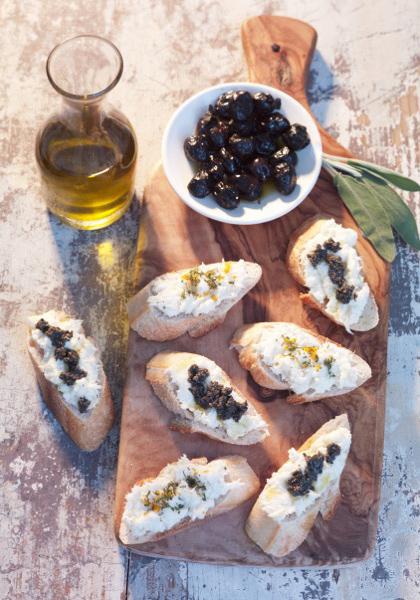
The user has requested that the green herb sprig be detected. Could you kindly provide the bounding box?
[322,153,420,262]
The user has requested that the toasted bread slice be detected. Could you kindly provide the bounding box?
[127,260,262,341]
[119,454,260,545]
[286,216,379,332]
[231,322,371,403]
[28,311,114,451]
[146,351,269,445]
[245,414,351,558]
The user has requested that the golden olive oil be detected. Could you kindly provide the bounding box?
[36,110,137,230]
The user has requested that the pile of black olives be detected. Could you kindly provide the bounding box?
[184,89,311,210]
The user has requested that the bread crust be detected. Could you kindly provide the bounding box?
[119,455,260,545]
[127,262,262,341]
[146,351,269,445]
[245,414,350,558]
[28,328,114,452]
[286,215,379,332]
[231,322,372,403]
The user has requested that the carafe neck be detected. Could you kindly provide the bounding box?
[62,97,105,134]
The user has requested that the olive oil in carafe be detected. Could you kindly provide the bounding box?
[36,111,137,230]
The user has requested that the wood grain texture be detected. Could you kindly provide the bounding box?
[242,16,351,158]
[0,0,418,598]
[114,16,390,567]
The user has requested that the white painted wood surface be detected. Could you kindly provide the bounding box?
[0,1,418,599]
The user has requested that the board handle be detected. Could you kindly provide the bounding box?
[241,16,351,157]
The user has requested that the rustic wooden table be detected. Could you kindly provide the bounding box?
[1,1,418,599]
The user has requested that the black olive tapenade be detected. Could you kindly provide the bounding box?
[187,364,248,422]
[286,443,341,497]
[54,346,80,370]
[36,318,89,413]
[78,397,91,413]
[36,318,73,347]
[59,368,87,386]
[336,283,357,304]
[306,238,360,305]
[326,254,346,287]
[307,244,327,267]
[326,443,341,463]
[323,238,341,253]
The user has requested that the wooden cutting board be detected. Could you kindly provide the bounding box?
[114,16,390,567]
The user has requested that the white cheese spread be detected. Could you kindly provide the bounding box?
[169,356,268,440]
[302,219,370,332]
[29,310,101,412]
[121,455,234,539]
[148,260,251,317]
[261,425,351,520]
[253,323,368,396]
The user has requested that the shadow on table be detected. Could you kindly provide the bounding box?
[45,195,141,482]
[306,50,337,129]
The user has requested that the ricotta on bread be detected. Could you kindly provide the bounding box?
[28,310,114,451]
[120,454,260,545]
[231,322,371,403]
[127,260,262,341]
[246,414,351,558]
[146,351,269,445]
[287,217,379,332]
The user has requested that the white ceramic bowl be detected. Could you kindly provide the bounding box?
[162,82,322,225]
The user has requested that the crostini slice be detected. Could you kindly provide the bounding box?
[119,454,260,545]
[246,414,351,558]
[127,260,262,341]
[28,310,114,451]
[146,351,269,445]
[286,216,379,332]
[231,322,371,403]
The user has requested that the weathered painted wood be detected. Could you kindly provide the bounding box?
[0,0,418,598]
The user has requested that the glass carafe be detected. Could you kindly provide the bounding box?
[36,35,137,230]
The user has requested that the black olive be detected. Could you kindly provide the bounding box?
[213,181,240,209]
[184,135,209,162]
[230,90,254,121]
[228,116,257,137]
[188,170,213,198]
[273,162,297,195]
[196,111,219,136]
[207,158,225,183]
[208,122,229,149]
[230,173,262,201]
[270,145,298,167]
[253,92,281,115]
[212,90,235,118]
[229,134,255,159]
[248,156,272,182]
[282,124,311,150]
[254,133,277,156]
[219,147,241,175]
[260,113,290,135]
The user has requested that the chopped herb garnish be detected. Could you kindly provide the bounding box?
[180,265,231,300]
[185,473,207,500]
[323,356,336,377]
[204,269,218,289]
[142,481,179,512]
[281,337,322,370]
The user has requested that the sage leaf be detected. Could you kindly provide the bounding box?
[347,159,420,192]
[360,171,420,250]
[334,172,396,262]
